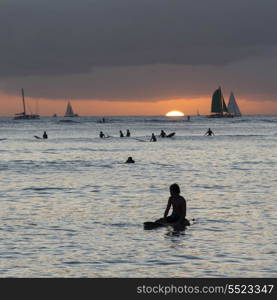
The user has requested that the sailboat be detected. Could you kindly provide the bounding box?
[64,101,79,117]
[227,92,241,117]
[208,86,232,118]
[14,88,40,120]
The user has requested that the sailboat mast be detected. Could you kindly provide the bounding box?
[21,88,26,115]
[35,99,39,115]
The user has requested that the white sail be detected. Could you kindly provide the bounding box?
[64,101,78,117]
[227,92,241,116]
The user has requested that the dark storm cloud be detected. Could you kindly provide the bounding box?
[4,55,277,102]
[1,0,277,76]
[0,0,277,101]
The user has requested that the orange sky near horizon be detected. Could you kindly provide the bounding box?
[1,93,277,116]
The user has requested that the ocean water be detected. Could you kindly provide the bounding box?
[0,115,276,277]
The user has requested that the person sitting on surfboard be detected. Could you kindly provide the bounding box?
[160,130,166,138]
[150,133,157,142]
[143,183,190,230]
[99,131,105,138]
[204,128,215,136]
[163,183,187,224]
[43,131,48,139]
[126,129,131,137]
[120,130,124,137]
[125,156,135,163]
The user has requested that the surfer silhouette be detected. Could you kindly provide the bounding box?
[126,129,131,137]
[143,183,190,230]
[99,131,105,138]
[204,128,215,136]
[43,131,48,139]
[120,130,124,137]
[150,133,157,142]
[162,183,187,224]
[160,130,166,138]
[125,156,135,163]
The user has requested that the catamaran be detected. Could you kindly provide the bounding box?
[208,87,232,118]
[64,101,79,117]
[14,88,40,120]
[227,92,241,117]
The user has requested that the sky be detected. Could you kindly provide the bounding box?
[1,0,277,116]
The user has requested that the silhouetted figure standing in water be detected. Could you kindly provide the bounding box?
[160,130,166,138]
[204,128,215,136]
[126,129,131,137]
[162,183,188,225]
[120,130,124,137]
[150,133,157,142]
[99,131,105,138]
[43,131,48,139]
[125,156,135,163]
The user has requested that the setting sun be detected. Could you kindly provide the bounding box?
[165,110,185,117]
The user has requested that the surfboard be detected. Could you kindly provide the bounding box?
[34,135,42,139]
[144,218,190,230]
[0,138,7,141]
[166,132,175,138]
[143,222,164,229]
[133,138,147,142]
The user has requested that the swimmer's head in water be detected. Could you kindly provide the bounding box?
[170,183,180,196]
[126,156,135,163]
